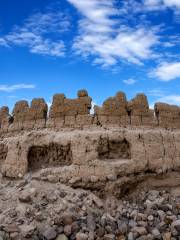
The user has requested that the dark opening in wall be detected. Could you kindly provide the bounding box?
[0,144,8,166]
[97,137,131,160]
[27,143,72,171]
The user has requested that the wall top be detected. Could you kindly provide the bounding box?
[0,89,179,132]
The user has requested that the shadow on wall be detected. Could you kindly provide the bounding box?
[0,143,8,167]
[27,143,72,171]
[97,138,131,160]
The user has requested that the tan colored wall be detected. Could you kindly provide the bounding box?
[155,103,180,128]
[1,128,180,180]
[10,99,48,131]
[0,106,11,132]
[0,90,180,133]
[94,92,129,125]
[128,94,156,126]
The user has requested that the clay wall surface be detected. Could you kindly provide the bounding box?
[155,102,180,128]
[0,89,179,134]
[0,89,179,180]
[1,128,180,180]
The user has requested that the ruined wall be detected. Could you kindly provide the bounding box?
[127,94,155,126]
[47,89,93,128]
[94,92,129,126]
[0,90,180,134]
[1,128,180,180]
[0,106,11,132]
[28,143,72,171]
[10,98,48,131]
[155,103,180,129]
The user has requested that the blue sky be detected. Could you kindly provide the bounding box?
[0,0,179,111]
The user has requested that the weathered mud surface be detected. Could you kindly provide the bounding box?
[1,127,180,180]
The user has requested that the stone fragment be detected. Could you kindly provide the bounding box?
[18,190,32,203]
[172,219,180,233]
[63,225,71,236]
[128,232,134,240]
[55,234,68,240]
[20,224,36,237]
[151,228,161,238]
[103,234,116,240]
[62,213,74,225]
[3,224,20,233]
[76,232,88,240]
[132,227,147,235]
[42,227,57,240]
[118,220,128,234]
[117,235,125,240]
[147,215,154,221]
[163,232,171,240]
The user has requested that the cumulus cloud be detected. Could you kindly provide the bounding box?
[152,62,180,81]
[68,0,159,67]
[0,0,178,73]
[0,84,35,92]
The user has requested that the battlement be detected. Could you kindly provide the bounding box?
[0,90,180,134]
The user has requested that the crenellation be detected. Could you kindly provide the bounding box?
[27,98,48,129]
[77,89,89,98]
[0,90,179,133]
[128,94,155,126]
[11,100,29,130]
[94,91,129,126]
[0,106,11,132]
[0,90,180,186]
[155,102,180,128]
[29,98,48,120]
[49,90,92,118]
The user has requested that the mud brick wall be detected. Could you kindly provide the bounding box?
[48,89,92,128]
[94,92,129,126]
[0,106,11,132]
[155,103,180,128]
[128,94,156,126]
[0,89,180,133]
[10,99,47,131]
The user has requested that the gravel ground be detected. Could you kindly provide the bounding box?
[0,176,180,240]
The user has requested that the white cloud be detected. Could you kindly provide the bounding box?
[24,11,70,34]
[123,78,136,85]
[157,95,180,105]
[163,0,180,9]
[152,62,180,81]
[147,89,165,97]
[68,0,159,67]
[0,84,35,92]
[0,38,8,47]
[3,10,69,57]
[90,101,98,114]
[144,0,180,10]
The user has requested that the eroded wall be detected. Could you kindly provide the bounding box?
[0,90,179,180]
[1,128,180,180]
[0,90,180,134]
